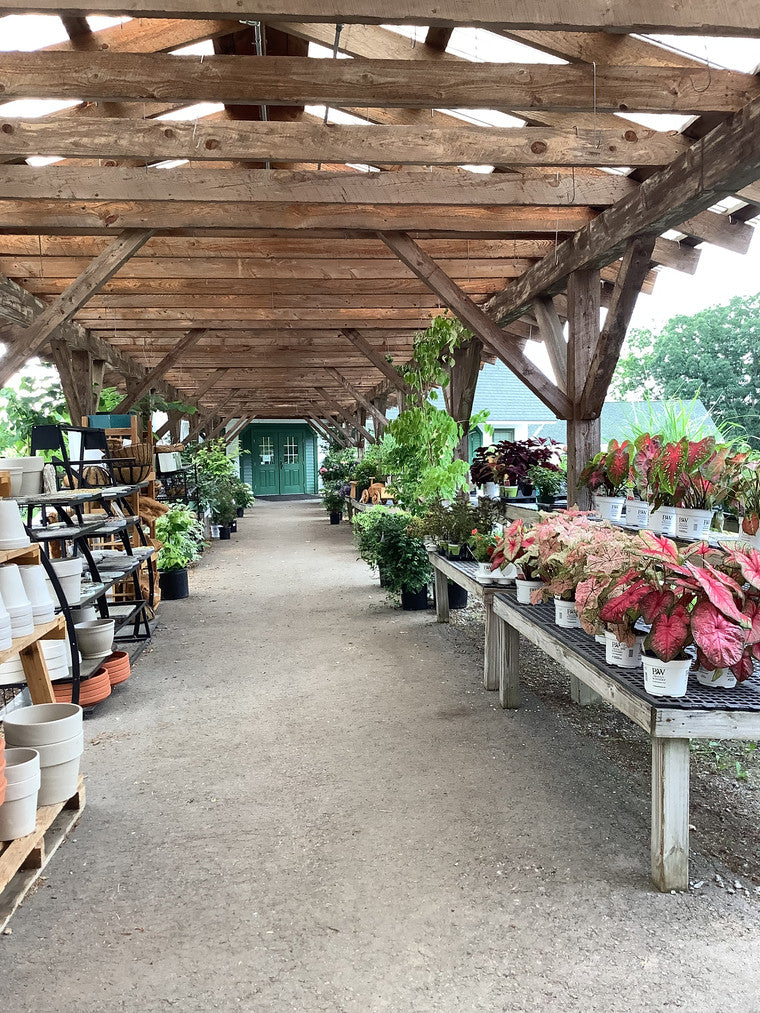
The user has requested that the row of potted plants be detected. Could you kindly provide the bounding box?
[490,511,760,697]
[470,437,564,504]
[579,434,758,540]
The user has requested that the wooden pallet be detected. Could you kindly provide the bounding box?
[0,776,86,931]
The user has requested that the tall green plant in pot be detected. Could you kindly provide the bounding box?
[376,510,432,610]
[155,504,205,600]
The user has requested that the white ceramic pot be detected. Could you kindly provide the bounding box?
[3,704,84,807]
[0,458,24,496]
[16,456,45,496]
[0,564,31,610]
[0,500,30,549]
[642,654,691,697]
[604,630,645,669]
[627,501,650,530]
[0,748,40,840]
[69,604,98,625]
[674,507,714,541]
[74,618,115,658]
[594,632,607,645]
[515,578,544,604]
[50,556,84,605]
[484,482,500,500]
[595,495,625,522]
[18,565,55,610]
[554,597,581,629]
[211,524,220,539]
[3,702,82,747]
[695,666,737,689]
[476,561,493,578]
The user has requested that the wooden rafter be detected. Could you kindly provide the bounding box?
[325,368,388,431]
[484,91,760,327]
[341,329,414,397]
[314,387,375,444]
[531,296,567,392]
[0,229,153,387]
[378,230,571,418]
[114,328,208,411]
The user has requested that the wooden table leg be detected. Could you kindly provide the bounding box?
[20,641,55,704]
[570,675,602,706]
[651,737,690,892]
[499,624,520,709]
[434,568,449,623]
[483,593,504,691]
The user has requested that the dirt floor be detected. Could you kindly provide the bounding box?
[3,499,760,1012]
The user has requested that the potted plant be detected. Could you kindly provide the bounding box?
[529,462,567,510]
[210,483,237,539]
[491,437,561,498]
[352,505,394,582]
[155,504,204,600]
[490,519,543,603]
[376,511,432,610]
[470,445,499,498]
[629,433,661,530]
[322,487,345,524]
[468,528,498,578]
[232,478,255,518]
[578,439,634,521]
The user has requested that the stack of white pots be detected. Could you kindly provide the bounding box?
[0,500,30,551]
[19,564,56,625]
[0,748,41,840]
[0,639,70,686]
[0,565,34,637]
[0,593,11,651]
[0,457,45,497]
[3,703,83,808]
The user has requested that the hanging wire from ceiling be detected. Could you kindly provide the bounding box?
[318,23,344,171]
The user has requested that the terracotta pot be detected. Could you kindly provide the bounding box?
[103,651,131,686]
[54,669,112,707]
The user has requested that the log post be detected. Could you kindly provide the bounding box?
[566,269,601,509]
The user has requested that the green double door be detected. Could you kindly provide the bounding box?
[251,427,306,496]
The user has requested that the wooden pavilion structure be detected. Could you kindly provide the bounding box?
[1,3,760,499]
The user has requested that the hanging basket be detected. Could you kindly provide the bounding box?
[109,443,153,484]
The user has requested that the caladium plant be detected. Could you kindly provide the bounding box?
[578,439,634,497]
[490,518,541,580]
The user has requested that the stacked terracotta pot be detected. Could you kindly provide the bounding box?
[53,668,111,707]
[102,651,131,686]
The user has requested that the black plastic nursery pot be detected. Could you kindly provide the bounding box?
[236,506,245,518]
[329,511,342,525]
[401,585,429,611]
[219,524,231,540]
[158,567,189,600]
[447,583,469,610]
[230,520,237,533]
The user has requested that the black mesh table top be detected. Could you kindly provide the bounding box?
[494,591,760,713]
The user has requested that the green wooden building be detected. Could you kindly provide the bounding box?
[238,421,319,497]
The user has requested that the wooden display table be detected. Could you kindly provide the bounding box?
[428,553,760,892]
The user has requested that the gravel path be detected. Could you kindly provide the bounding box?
[2,499,759,1012]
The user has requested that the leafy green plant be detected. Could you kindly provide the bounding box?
[155,504,205,572]
[0,370,69,455]
[322,488,345,514]
[190,438,240,522]
[232,478,255,509]
[352,506,394,568]
[375,510,431,595]
[529,463,566,502]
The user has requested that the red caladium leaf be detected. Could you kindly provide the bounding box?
[731,651,755,682]
[683,562,748,628]
[724,547,760,590]
[639,588,675,623]
[605,440,633,491]
[655,440,688,494]
[691,601,746,669]
[647,605,690,662]
[637,530,680,563]
[743,515,760,536]
[686,436,716,470]
[599,578,651,624]
[696,648,716,672]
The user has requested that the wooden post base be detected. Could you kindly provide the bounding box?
[651,738,690,892]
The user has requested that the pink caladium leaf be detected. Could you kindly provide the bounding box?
[639,588,675,623]
[696,648,716,673]
[636,531,692,577]
[731,651,755,682]
[736,548,760,590]
[686,436,716,470]
[691,601,746,669]
[683,562,748,628]
[646,605,690,662]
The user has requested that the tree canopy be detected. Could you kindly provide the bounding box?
[612,292,760,445]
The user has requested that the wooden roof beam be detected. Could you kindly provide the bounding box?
[315,387,375,444]
[0,228,153,388]
[340,329,414,398]
[0,2,758,34]
[114,328,208,412]
[378,231,571,418]
[2,53,758,115]
[324,368,388,431]
[485,91,760,327]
